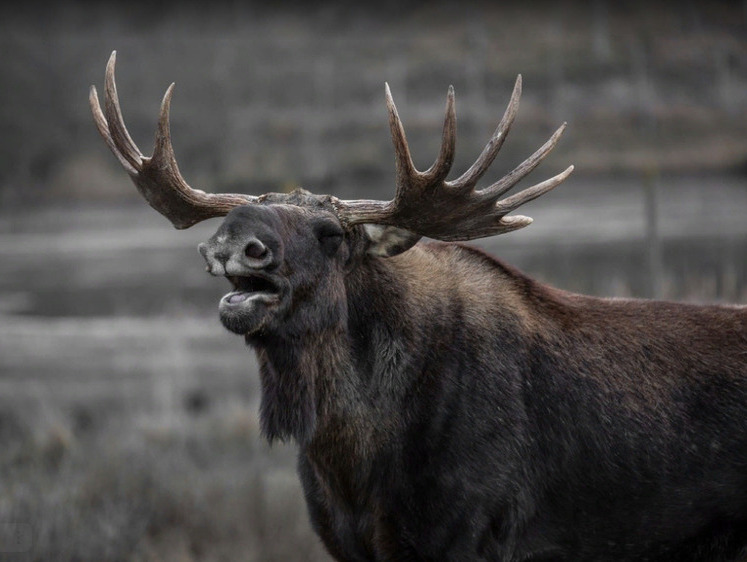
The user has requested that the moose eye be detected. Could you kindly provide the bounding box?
[314,221,344,256]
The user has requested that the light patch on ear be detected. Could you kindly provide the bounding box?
[364,225,421,258]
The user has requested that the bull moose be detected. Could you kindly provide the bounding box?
[90,52,747,561]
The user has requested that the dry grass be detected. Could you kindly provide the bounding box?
[0,403,330,562]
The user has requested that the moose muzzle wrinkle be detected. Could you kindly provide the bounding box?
[198,236,274,277]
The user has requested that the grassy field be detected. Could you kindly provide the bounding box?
[0,208,333,560]
[0,402,328,561]
[0,173,745,560]
[0,314,332,560]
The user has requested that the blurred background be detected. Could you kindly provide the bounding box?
[0,1,745,560]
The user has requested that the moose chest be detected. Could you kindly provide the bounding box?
[298,421,399,560]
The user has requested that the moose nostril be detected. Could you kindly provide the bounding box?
[244,240,268,260]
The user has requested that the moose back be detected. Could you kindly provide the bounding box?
[91,52,747,561]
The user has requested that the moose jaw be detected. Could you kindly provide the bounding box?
[91,52,747,561]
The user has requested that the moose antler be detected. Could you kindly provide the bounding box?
[89,51,257,229]
[90,52,572,239]
[332,77,574,241]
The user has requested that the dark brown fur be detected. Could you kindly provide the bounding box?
[200,202,747,561]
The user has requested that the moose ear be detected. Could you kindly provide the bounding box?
[363,225,421,258]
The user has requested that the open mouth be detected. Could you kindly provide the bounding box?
[222,274,282,306]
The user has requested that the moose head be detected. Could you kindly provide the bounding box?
[90,51,572,342]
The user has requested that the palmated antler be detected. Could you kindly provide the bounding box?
[89,51,256,229]
[91,52,572,239]
[332,76,574,241]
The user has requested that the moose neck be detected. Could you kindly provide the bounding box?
[247,242,532,450]
[245,247,437,448]
[248,321,351,445]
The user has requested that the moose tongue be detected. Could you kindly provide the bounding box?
[227,292,251,304]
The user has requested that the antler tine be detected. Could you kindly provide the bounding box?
[422,85,457,184]
[495,165,574,215]
[479,122,567,201]
[103,51,143,170]
[152,83,179,168]
[90,51,257,229]
[385,83,418,184]
[449,74,522,191]
[89,85,138,176]
[334,79,574,242]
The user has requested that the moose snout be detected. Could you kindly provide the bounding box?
[198,206,285,276]
[198,235,275,276]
